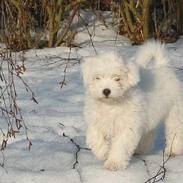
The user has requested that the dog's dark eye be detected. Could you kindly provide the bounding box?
[95,76,101,80]
[114,77,120,81]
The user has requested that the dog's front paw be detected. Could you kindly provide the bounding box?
[93,144,109,160]
[104,159,128,171]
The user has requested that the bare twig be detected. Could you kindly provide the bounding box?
[0,49,36,166]
[145,134,176,183]
[59,47,72,89]
[77,11,98,55]
[141,158,151,179]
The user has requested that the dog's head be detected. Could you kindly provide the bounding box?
[81,52,139,102]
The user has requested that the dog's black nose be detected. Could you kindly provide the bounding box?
[103,88,111,97]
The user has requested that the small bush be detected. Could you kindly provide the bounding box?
[0,0,183,50]
[0,0,86,51]
[111,0,183,44]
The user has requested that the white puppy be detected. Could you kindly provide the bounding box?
[81,41,183,171]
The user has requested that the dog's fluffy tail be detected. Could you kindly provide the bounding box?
[136,40,169,68]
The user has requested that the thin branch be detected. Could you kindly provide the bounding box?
[145,134,176,183]
[0,49,36,164]
[77,11,98,55]
[59,46,72,89]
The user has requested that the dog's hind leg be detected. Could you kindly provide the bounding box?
[135,130,155,155]
[165,101,183,156]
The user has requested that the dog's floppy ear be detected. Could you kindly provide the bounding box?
[81,57,92,87]
[125,62,140,89]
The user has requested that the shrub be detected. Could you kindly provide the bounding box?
[111,0,183,44]
[0,0,182,49]
[0,0,85,51]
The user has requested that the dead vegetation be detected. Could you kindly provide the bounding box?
[0,49,37,166]
[0,0,86,50]
[0,0,182,50]
[112,0,183,44]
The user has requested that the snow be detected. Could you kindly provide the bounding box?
[1,20,183,183]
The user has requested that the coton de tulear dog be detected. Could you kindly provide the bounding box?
[81,41,183,171]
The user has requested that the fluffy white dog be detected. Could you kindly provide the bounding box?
[81,41,183,171]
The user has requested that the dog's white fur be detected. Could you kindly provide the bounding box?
[81,41,183,171]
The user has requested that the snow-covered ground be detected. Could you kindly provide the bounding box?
[1,21,183,183]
